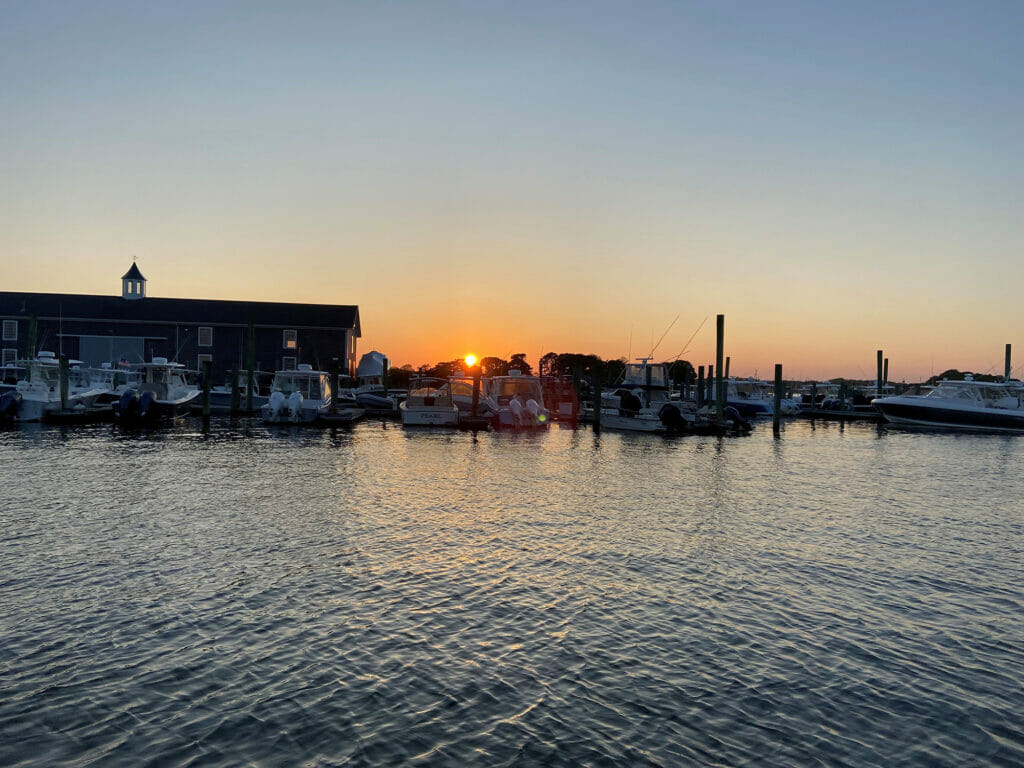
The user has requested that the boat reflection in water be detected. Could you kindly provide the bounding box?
[873,375,1024,432]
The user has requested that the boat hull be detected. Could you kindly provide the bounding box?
[874,398,1024,433]
[400,402,460,426]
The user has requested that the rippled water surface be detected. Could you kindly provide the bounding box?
[1,418,1022,767]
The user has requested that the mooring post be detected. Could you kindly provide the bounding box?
[810,381,817,409]
[876,350,883,399]
[697,365,705,409]
[229,364,240,414]
[201,360,211,419]
[706,364,714,407]
[329,358,339,415]
[715,315,725,425]
[725,355,731,381]
[1005,343,1012,382]
[246,322,255,413]
[472,366,482,418]
[59,355,70,410]
[773,363,783,435]
[883,357,889,393]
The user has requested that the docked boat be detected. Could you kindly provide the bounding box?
[205,370,269,413]
[261,364,333,424]
[1,352,110,422]
[353,350,400,413]
[399,377,460,426]
[487,372,550,428]
[709,377,800,418]
[114,357,200,423]
[448,375,498,426]
[600,359,695,433]
[872,376,1024,432]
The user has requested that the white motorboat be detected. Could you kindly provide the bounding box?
[206,370,269,413]
[600,359,695,433]
[487,372,550,429]
[448,375,498,424]
[261,364,333,424]
[400,377,460,426]
[873,376,1024,432]
[1,352,110,422]
[354,350,400,413]
[114,357,200,423]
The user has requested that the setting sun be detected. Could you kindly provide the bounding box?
[464,354,477,367]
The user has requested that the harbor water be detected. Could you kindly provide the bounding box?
[1,419,1022,767]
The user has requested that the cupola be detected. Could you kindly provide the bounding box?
[121,261,146,300]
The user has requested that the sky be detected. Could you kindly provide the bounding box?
[2,1,1021,381]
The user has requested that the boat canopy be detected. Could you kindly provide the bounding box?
[356,351,389,379]
[621,363,669,388]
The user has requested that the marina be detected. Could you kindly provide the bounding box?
[1,418,1021,767]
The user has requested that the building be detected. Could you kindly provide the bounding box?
[0,263,360,380]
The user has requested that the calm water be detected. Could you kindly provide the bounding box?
[1,418,1022,767]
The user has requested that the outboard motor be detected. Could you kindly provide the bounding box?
[525,398,543,425]
[267,390,286,420]
[117,389,141,421]
[288,391,304,421]
[139,390,157,420]
[723,405,751,433]
[0,390,21,419]
[508,398,524,426]
[659,404,688,434]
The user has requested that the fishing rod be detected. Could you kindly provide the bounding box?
[669,315,708,361]
[645,314,679,360]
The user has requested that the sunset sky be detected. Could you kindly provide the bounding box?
[3,1,1021,381]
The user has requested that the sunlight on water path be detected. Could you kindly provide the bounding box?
[1,420,1022,766]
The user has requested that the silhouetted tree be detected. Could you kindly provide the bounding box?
[667,360,696,387]
[480,356,509,377]
[508,353,532,375]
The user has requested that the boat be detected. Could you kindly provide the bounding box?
[487,372,550,428]
[711,377,800,418]
[261,364,333,424]
[353,350,400,414]
[599,359,695,433]
[204,370,269,413]
[1,352,110,422]
[448,375,498,426]
[399,377,460,426]
[872,376,1024,432]
[113,357,201,423]
[541,375,581,421]
[80,362,141,405]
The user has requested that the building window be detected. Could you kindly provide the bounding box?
[198,327,213,347]
[282,356,297,370]
[197,353,213,369]
[283,329,297,350]
[2,348,16,367]
[2,320,16,341]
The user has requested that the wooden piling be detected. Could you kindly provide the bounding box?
[201,360,211,419]
[246,322,256,413]
[876,350,883,399]
[472,366,482,418]
[883,358,889,392]
[725,355,731,381]
[59,355,70,410]
[773,363,783,435]
[1005,343,1012,382]
[697,366,705,409]
[329,359,339,415]
[715,315,725,425]
[229,364,240,414]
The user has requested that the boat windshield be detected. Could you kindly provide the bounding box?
[274,373,325,399]
[928,381,1013,404]
[621,363,668,388]
[489,377,542,403]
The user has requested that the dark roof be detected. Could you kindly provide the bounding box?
[121,263,146,281]
[0,291,361,335]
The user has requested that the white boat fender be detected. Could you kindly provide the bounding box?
[288,391,304,418]
[509,398,524,424]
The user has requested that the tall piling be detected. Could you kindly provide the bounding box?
[472,366,482,418]
[697,366,705,409]
[1005,343,1012,382]
[329,358,339,415]
[773,363,783,435]
[59,355,70,410]
[246,322,255,413]
[883,358,889,392]
[229,364,240,414]
[715,315,725,425]
[201,360,211,420]
[876,350,883,399]
[725,356,731,381]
